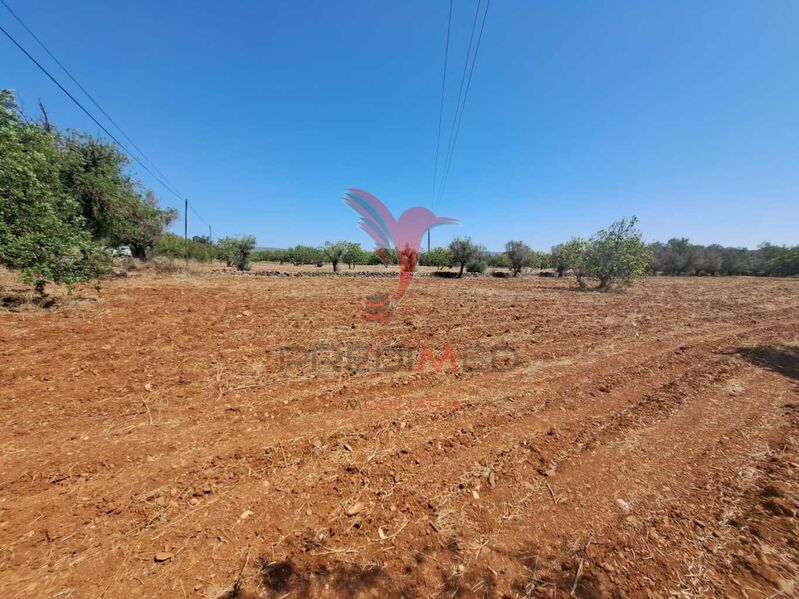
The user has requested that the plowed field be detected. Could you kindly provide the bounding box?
[1,274,797,597]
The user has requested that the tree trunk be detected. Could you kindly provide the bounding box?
[458,263,465,278]
[332,260,338,272]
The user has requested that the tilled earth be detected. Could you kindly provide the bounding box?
[0,274,797,598]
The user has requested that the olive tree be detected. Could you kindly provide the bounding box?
[421,246,453,269]
[448,237,481,278]
[323,241,348,272]
[560,237,590,289]
[217,235,256,271]
[585,217,651,290]
[505,240,532,277]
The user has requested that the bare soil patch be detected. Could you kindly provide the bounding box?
[1,275,797,597]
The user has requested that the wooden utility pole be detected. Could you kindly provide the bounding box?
[184,198,189,268]
[427,230,431,252]
[208,225,212,243]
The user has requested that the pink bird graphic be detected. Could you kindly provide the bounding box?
[344,189,457,323]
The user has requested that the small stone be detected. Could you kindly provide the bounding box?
[487,471,496,488]
[144,383,152,391]
[345,502,365,516]
[615,498,631,513]
[154,551,173,562]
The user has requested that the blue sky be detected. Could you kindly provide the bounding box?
[2,0,797,251]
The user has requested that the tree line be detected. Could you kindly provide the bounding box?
[0,90,175,293]
[2,88,796,295]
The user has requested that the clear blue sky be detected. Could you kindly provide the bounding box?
[3,0,797,250]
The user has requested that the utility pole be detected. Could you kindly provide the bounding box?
[208,225,212,243]
[184,198,189,268]
[427,230,431,252]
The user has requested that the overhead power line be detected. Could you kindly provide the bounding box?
[431,0,453,207]
[435,0,491,209]
[0,22,183,201]
[187,201,210,227]
[0,0,182,197]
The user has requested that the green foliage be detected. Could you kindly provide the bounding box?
[448,237,482,278]
[559,237,590,288]
[286,245,325,266]
[341,242,370,268]
[585,216,651,290]
[532,251,552,269]
[420,246,453,269]
[466,260,487,274]
[0,91,110,293]
[551,243,567,277]
[648,239,797,276]
[217,235,256,271]
[0,89,176,293]
[504,240,532,277]
[154,232,215,262]
[322,241,348,272]
[764,246,799,276]
[251,248,287,263]
[486,252,509,269]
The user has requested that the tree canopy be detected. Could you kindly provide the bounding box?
[0,90,175,292]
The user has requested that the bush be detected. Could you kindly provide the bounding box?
[764,246,799,276]
[420,246,453,269]
[217,236,256,271]
[154,232,215,262]
[585,216,651,290]
[504,240,532,277]
[559,237,590,288]
[449,237,483,278]
[466,260,486,274]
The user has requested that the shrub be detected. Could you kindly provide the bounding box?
[505,240,532,277]
[559,237,590,289]
[466,260,486,274]
[764,246,799,276]
[154,232,215,262]
[323,241,348,272]
[449,237,483,278]
[421,246,453,269]
[217,236,256,271]
[585,217,651,290]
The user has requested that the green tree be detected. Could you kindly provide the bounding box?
[422,246,453,269]
[764,246,799,276]
[286,245,325,265]
[0,91,108,294]
[341,241,368,269]
[551,243,568,277]
[585,216,651,290]
[155,232,215,262]
[61,133,176,258]
[559,237,590,289]
[322,241,348,272]
[505,240,532,277]
[449,237,481,278]
[217,235,256,271]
